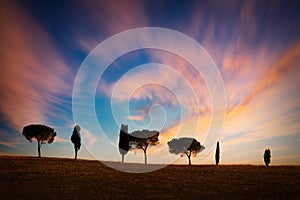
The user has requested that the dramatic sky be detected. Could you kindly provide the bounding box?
[0,0,299,165]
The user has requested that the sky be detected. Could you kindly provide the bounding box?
[0,0,300,165]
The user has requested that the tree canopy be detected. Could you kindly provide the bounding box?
[129,129,159,164]
[168,137,205,165]
[71,125,81,159]
[22,124,56,157]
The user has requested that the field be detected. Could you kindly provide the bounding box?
[0,156,299,199]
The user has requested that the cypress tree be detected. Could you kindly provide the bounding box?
[118,124,129,163]
[264,148,271,166]
[215,141,220,165]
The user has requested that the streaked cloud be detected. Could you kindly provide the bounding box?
[0,139,23,149]
[54,137,69,143]
[0,1,72,130]
[76,0,148,52]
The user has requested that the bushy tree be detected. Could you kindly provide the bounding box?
[168,137,205,165]
[264,148,271,166]
[118,124,129,163]
[129,130,159,164]
[71,125,81,159]
[22,124,57,157]
[215,141,220,165]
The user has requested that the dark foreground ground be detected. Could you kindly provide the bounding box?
[0,156,299,199]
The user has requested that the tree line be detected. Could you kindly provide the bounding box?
[21,124,272,166]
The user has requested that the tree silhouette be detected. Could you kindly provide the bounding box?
[118,124,129,163]
[215,141,220,165]
[129,130,159,164]
[168,137,205,165]
[264,148,271,166]
[22,124,56,158]
[71,125,81,159]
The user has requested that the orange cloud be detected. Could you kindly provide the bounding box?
[54,137,69,143]
[126,115,145,121]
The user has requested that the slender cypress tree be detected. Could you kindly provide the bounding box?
[118,124,129,163]
[215,141,220,165]
[71,125,81,159]
[264,148,271,166]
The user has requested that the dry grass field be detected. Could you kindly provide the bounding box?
[0,156,299,199]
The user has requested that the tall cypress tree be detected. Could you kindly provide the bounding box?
[118,124,129,163]
[264,149,271,166]
[215,141,220,165]
[71,125,81,159]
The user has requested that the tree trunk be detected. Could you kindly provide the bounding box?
[144,150,147,165]
[185,152,191,165]
[75,148,78,159]
[37,140,41,158]
[122,155,124,163]
[187,155,191,165]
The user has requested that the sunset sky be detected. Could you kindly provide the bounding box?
[0,0,299,165]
